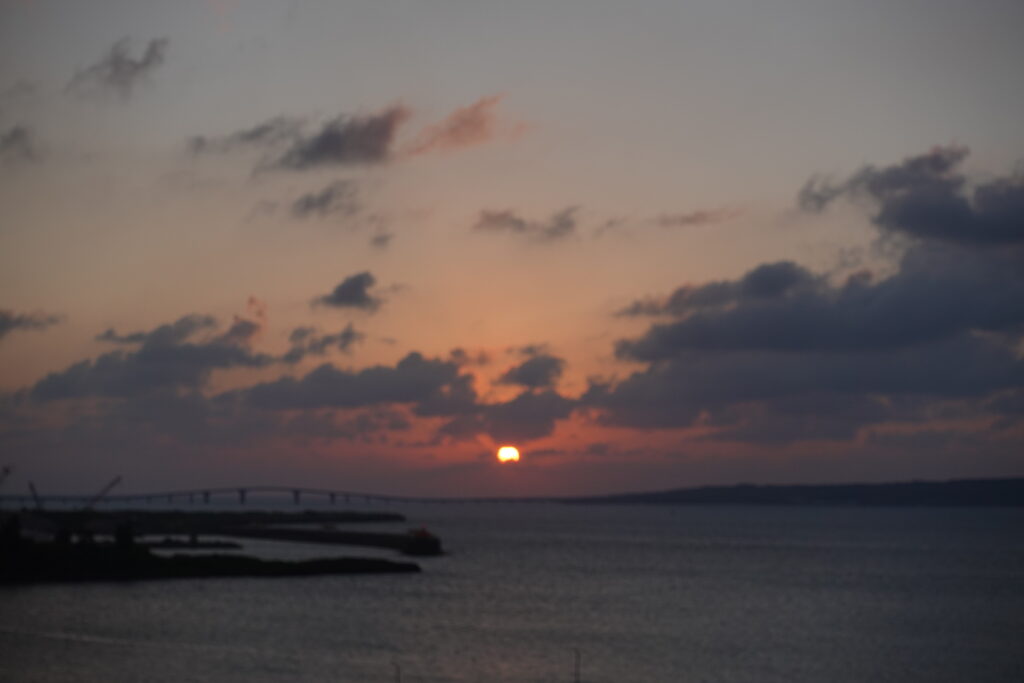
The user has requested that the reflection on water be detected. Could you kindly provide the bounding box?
[2,503,1023,682]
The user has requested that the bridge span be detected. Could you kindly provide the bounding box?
[1,485,550,508]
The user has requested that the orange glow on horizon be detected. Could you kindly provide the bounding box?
[497,446,520,463]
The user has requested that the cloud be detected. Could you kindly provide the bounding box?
[313,272,382,312]
[439,390,576,443]
[33,313,271,401]
[514,344,548,357]
[290,181,360,219]
[448,348,491,367]
[406,95,504,156]
[697,393,898,444]
[498,353,566,389]
[0,126,37,164]
[275,106,411,170]
[618,261,818,318]
[96,314,217,346]
[282,323,364,363]
[473,207,578,242]
[587,335,1024,432]
[616,248,1024,360]
[369,231,394,249]
[67,38,168,98]
[228,352,466,411]
[653,208,741,228]
[593,146,1024,445]
[227,345,576,444]
[189,117,305,155]
[190,96,515,172]
[799,145,1024,246]
[0,309,62,340]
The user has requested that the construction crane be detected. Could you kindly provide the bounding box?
[83,476,122,511]
[28,481,43,510]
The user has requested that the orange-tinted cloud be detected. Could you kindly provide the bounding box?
[406,96,517,156]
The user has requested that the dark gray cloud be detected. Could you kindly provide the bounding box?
[189,117,304,155]
[439,390,576,443]
[596,146,1024,444]
[483,390,575,442]
[473,207,578,242]
[799,145,1024,246]
[32,314,271,401]
[448,347,491,366]
[696,394,898,444]
[290,181,360,219]
[228,352,464,411]
[282,323,364,363]
[0,309,62,340]
[413,373,480,417]
[223,346,575,444]
[275,106,410,170]
[618,261,818,317]
[588,334,1024,433]
[653,208,740,228]
[421,346,576,442]
[498,354,566,389]
[617,247,1024,361]
[313,272,382,312]
[514,343,548,356]
[96,314,217,346]
[0,126,37,164]
[67,38,168,98]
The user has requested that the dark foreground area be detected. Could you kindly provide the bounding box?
[0,541,419,584]
[3,503,1021,682]
[0,508,433,584]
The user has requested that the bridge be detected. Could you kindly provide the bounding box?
[0,485,550,508]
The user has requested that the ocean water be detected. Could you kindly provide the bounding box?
[1,503,1022,682]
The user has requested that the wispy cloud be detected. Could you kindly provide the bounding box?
[67,38,168,98]
[473,207,579,242]
[276,106,411,170]
[0,309,62,340]
[0,126,38,164]
[290,181,361,219]
[653,207,741,228]
[405,95,512,156]
[283,323,364,363]
[189,117,305,156]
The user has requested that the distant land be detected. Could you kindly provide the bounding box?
[567,478,1024,507]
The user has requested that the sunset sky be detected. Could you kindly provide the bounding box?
[2,0,1023,496]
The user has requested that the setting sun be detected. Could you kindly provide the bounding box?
[497,446,520,463]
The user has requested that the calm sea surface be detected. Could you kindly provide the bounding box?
[1,503,1022,682]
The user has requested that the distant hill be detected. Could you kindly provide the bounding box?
[568,478,1024,507]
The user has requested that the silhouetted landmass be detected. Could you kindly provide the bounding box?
[568,478,1024,507]
[0,540,419,584]
[7,509,442,559]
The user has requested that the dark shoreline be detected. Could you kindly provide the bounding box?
[0,542,420,585]
[1,509,431,584]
